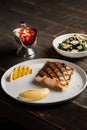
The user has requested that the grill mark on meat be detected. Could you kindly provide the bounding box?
[44,65,57,79]
[37,65,57,79]
[55,62,69,79]
[55,62,74,81]
[39,61,74,82]
[35,61,74,90]
[44,61,69,86]
[46,61,68,81]
[45,61,65,82]
[39,69,48,77]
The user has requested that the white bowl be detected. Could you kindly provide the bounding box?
[52,33,87,58]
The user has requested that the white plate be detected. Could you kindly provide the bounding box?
[52,33,87,58]
[1,58,87,105]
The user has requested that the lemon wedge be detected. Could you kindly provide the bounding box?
[9,65,32,82]
[18,88,50,101]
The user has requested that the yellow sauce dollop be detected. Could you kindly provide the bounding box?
[18,88,50,101]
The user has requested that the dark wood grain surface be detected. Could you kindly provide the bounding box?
[0,0,87,129]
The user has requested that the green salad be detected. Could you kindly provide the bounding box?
[58,34,87,52]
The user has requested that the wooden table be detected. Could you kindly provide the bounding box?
[0,0,87,129]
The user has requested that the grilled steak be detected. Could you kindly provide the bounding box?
[35,61,74,90]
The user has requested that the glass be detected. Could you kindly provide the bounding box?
[13,23,37,58]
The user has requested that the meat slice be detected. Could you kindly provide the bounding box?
[35,61,74,90]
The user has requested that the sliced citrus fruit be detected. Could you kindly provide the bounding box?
[9,65,32,82]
